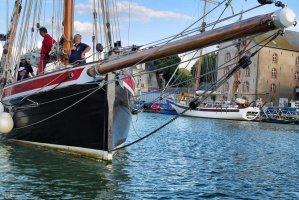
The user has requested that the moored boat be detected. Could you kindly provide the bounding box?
[0,0,297,160]
[160,100,178,115]
[170,97,260,121]
[260,118,297,124]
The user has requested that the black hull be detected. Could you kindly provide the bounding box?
[3,79,132,160]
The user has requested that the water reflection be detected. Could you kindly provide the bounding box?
[128,113,299,199]
[0,141,130,199]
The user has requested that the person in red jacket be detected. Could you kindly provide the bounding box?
[37,27,56,75]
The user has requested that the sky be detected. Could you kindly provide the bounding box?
[0,0,298,69]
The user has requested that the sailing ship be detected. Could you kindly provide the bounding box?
[0,0,297,160]
[169,92,260,121]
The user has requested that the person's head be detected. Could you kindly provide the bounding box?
[20,55,27,64]
[18,67,27,76]
[74,34,82,44]
[39,27,48,37]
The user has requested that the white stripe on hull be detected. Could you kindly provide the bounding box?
[8,139,127,161]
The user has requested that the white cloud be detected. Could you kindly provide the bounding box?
[74,21,94,35]
[76,2,93,14]
[179,52,198,71]
[116,1,192,23]
[75,1,192,23]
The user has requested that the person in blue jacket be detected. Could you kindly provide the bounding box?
[69,34,91,64]
[17,67,30,81]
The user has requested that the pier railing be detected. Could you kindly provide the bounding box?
[259,108,299,124]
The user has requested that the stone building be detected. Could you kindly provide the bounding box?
[216,30,299,107]
[132,61,164,100]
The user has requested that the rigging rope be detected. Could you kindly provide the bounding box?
[130,29,270,102]
[160,0,235,96]
[211,0,233,30]
[141,3,264,49]
[128,0,131,46]
[112,27,284,152]
[1,0,284,153]
[110,109,188,152]
[35,0,43,49]
[29,0,38,50]
[97,0,103,49]
[14,0,33,81]
[169,31,278,88]
[111,0,121,42]
[100,0,109,50]
[13,83,107,130]
[127,0,226,69]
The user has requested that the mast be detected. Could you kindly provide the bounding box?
[0,0,22,78]
[6,0,22,65]
[195,0,207,92]
[88,7,296,76]
[62,0,74,65]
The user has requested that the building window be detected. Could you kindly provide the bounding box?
[137,76,142,87]
[296,57,299,66]
[270,83,276,93]
[224,82,229,91]
[272,53,278,63]
[224,66,230,75]
[271,68,277,78]
[225,53,231,62]
[295,72,299,80]
[240,39,247,47]
[243,81,249,92]
[245,67,250,77]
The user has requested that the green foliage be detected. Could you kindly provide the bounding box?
[190,52,217,83]
[153,55,181,85]
[176,68,191,87]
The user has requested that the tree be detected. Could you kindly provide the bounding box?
[190,52,217,84]
[176,68,191,87]
[153,55,181,85]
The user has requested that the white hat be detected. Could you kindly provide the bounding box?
[18,67,26,72]
[20,55,26,60]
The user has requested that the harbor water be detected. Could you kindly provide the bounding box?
[0,112,298,199]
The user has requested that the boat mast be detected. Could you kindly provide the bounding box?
[62,0,74,65]
[195,0,207,92]
[0,0,22,80]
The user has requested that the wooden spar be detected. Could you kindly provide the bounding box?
[6,0,22,65]
[88,8,295,76]
[62,0,74,65]
[195,0,207,92]
[90,12,276,76]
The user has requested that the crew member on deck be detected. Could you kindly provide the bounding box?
[17,67,30,81]
[37,27,56,75]
[69,34,91,64]
[19,55,35,77]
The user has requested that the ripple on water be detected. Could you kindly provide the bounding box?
[0,112,298,199]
